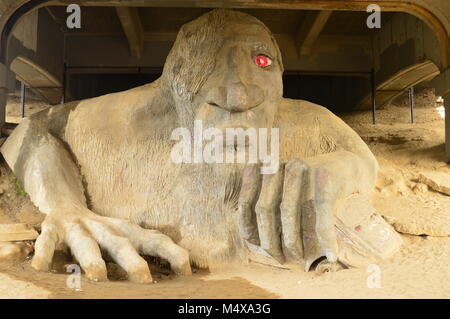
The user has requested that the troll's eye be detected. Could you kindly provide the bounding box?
[254,55,272,68]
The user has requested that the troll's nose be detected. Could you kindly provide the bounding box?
[208,82,265,113]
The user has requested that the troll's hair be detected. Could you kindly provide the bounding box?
[162,9,284,105]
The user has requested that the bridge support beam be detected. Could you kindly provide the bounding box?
[444,94,450,162]
[432,70,450,162]
[0,62,15,135]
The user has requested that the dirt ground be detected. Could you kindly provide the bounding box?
[0,88,449,298]
[4,93,49,124]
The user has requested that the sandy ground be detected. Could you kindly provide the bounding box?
[0,89,449,298]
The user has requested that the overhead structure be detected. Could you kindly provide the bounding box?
[296,10,333,56]
[115,7,144,59]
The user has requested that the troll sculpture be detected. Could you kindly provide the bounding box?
[1,9,402,283]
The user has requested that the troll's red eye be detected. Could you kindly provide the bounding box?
[255,55,272,68]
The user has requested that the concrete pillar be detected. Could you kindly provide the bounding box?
[0,63,15,136]
[0,93,4,124]
[431,70,450,162]
[0,91,6,134]
[445,93,450,162]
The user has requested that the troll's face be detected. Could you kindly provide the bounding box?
[163,10,284,136]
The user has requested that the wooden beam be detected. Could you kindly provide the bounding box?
[296,10,333,56]
[115,7,144,59]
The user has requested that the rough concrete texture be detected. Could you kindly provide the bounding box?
[1,9,402,282]
[0,273,50,298]
[341,91,450,238]
[418,171,450,196]
[0,242,33,262]
[0,223,38,241]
